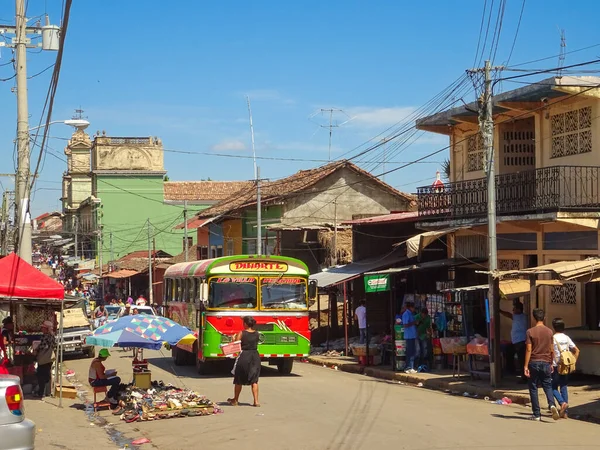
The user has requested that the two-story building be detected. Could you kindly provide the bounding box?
[416,76,600,374]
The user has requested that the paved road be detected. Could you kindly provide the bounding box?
[63,348,599,450]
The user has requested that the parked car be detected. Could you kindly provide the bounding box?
[0,374,35,450]
[118,305,157,318]
[56,303,94,358]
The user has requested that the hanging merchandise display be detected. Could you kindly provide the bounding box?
[115,381,223,423]
[394,315,405,371]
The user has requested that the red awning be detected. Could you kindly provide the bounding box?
[0,253,64,300]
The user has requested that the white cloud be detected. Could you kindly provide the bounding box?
[211,139,247,152]
[343,106,416,129]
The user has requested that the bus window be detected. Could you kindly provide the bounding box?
[260,277,308,310]
[175,279,183,302]
[187,278,195,303]
[165,279,172,303]
[208,277,257,309]
[192,278,200,302]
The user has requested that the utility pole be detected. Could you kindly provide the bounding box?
[74,216,78,258]
[97,204,103,302]
[469,60,501,387]
[109,232,114,262]
[332,200,338,266]
[4,4,60,264]
[14,0,32,264]
[148,220,153,304]
[183,200,189,262]
[256,167,262,256]
[0,192,8,255]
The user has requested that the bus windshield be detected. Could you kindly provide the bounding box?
[208,276,257,309]
[260,277,307,310]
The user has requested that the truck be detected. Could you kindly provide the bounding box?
[56,302,95,358]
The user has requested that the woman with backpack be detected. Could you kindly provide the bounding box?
[551,318,580,419]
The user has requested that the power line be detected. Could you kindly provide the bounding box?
[505,0,526,65]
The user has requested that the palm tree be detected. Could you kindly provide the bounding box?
[441,158,451,182]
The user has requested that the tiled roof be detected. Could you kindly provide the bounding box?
[158,244,199,268]
[197,160,415,219]
[164,181,253,202]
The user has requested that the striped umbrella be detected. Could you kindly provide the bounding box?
[86,315,196,350]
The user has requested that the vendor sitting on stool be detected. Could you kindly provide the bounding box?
[89,348,121,405]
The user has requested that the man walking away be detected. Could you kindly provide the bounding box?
[524,308,559,421]
[500,302,527,382]
[551,318,580,419]
[355,300,367,344]
[402,302,417,374]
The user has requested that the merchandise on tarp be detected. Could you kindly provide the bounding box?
[115,381,222,422]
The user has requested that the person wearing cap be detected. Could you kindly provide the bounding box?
[35,320,56,398]
[89,348,121,405]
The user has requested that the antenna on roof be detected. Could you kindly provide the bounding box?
[557,28,566,77]
[246,96,258,180]
[309,108,354,162]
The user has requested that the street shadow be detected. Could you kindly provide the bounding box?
[145,356,302,379]
[491,413,548,422]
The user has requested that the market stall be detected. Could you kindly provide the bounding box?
[0,253,71,403]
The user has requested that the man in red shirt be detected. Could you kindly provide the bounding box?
[524,308,559,421]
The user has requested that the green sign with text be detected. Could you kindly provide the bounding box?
[364,274,390,293]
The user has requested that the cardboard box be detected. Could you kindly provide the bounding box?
[55,385,77,399]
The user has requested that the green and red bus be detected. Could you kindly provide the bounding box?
[163,255,317,374]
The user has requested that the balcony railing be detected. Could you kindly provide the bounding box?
[417,166,600,220]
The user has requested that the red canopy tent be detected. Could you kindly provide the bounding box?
[0,253,63,300]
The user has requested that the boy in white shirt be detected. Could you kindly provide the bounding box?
[551,318,580,419]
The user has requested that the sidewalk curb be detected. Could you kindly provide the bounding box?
[306,356,530,406]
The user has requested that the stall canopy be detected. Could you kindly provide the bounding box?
[309,251,407,288]
[494,258,600,282]
[395,228,465,258]
[0,253,64,300]
[107,269,139,279]
[441,279,564,298]
[365,257,482,276]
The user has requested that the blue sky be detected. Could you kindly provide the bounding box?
[1,1,599,216]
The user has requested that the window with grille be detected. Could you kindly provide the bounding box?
[499,258,520,279]
[550,106,592,158]
[550,283,577,305]
[467,132,485,172]
[226,239,234,256]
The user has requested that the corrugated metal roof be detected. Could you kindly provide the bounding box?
[309,251,407,288]
[343,211,419,225]
[365,258,484,275]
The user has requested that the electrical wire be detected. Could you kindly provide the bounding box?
[505,0,526,66]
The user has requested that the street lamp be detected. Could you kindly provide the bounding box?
[29,119,90,132]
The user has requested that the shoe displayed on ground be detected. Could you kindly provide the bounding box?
[550,405,560,420]
[410,369,418,374]
[107,397,119,405]
[529,416,541,421]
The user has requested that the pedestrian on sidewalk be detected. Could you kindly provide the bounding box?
[355,300,367,345]
[228,316,261,407]
[414,307,432,368]
[35,320,55,398]
[524,308,559,421]
[402,302,417,374]
[500,301,527,383]
[551,318,580,419]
